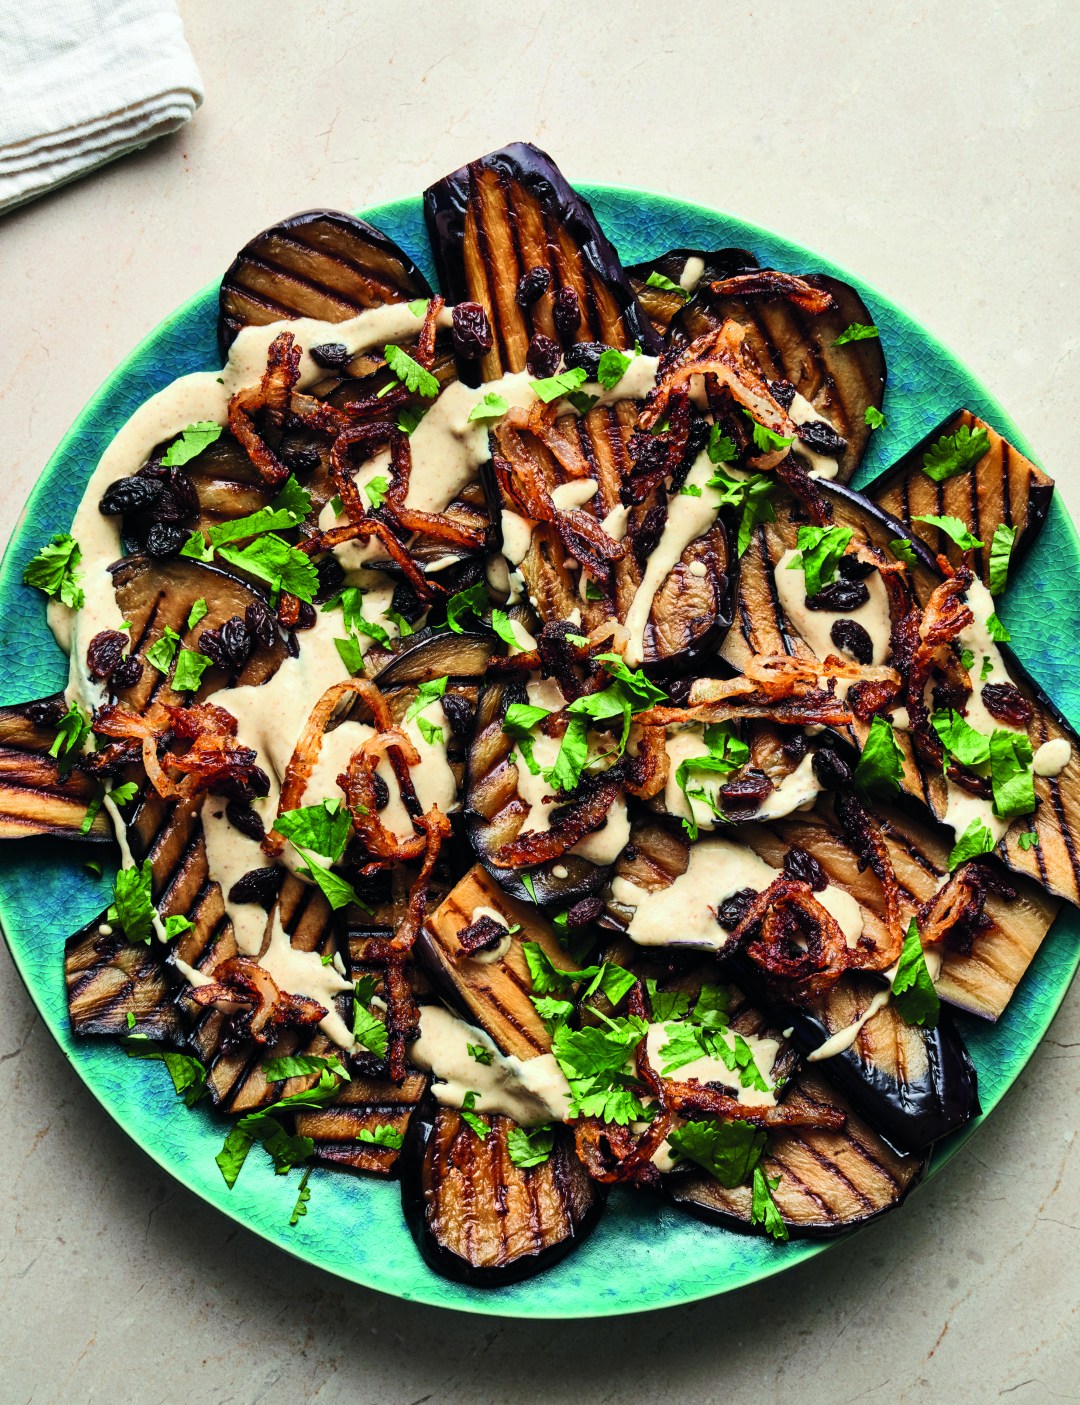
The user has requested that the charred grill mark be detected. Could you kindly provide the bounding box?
[1001,439,1014,527]
[236,252,375,315]
[1046,770,1080,903]
[767,1153,834,1217]
[798,1138,877,1211]
[760,530,797,657]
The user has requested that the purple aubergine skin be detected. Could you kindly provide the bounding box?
[627,246,761,287]
[423,141,662,376]
[216,208,433,358]
[860,407,1055,574]
[398,1090,607,1286]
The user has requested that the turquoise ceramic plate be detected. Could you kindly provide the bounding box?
[1,185,1077,1318]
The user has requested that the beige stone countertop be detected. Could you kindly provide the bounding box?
[1,1,1078,1400]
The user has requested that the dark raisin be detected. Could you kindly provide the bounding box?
[783,845,828,891]
[111,655,142,691]
[228,865,286,905]
[932,680,966,714]
[217,762,270,804]
[451,302,493,359]
[981,682,1034,727]
[767,379,796,411]
[281,442,322,474]
[805,578,870,612]
[515,266,551,308]
[566,895,603,928]
[371,773,390,811]
[717,887,757,930]
[198,626,231,671]
[718,771,774,812]
[315,555,346,603]
[553,287,581,341]
[226,800,265,841]
[144,522,187,557]
[310,342,350,369]
[837,554,876,581]
[99,476,163,516]
[86,630,128,680]
[26,698,64,726]
[633,504,666,568]
[830,618,874,665]
[440,691,474,740]
[782,731,809,761]
[295,601,317,630]
[220,615,252,668]
[811,748,853,788]
[143,468,198,523]
[564,341,607,379]
[796,420,847,456]
[244,601,276,652]
[526,334,561,379]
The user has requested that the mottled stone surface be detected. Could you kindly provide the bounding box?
[1,0,1078,1399]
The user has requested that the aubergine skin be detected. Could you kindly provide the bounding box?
[424,141,660,382]
[399,1095,605,1286]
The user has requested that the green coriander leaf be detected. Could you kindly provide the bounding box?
[269,474,313,521]
[922,424,990,483]
[111,858,155,943]
[164,914,194,941]
[854,715,905,796]
[460,1091,489,1139]
[172,648,213,693]
[416,715,444,746]
[545,714,590,792]
[833,322,879,345]
[161,421,223,467]
[395,405,427,436]
[334,634,365,675]
[989,523,1018,596]
[404,675,448,725]
[467,1042,494,1066]
[667,1117,766,1188]
[530,367,588,404]
[323,585,392,649]
[506,1125,556,1168]
[294,848,367,911]
[49,700,90,765]
[273,799,351,862]
[145,625,181,675]
[353,981,388,1058]
[889,536,918,568]
[363,475,390,510]
[708,465,776,555]
[584,579,605,600]
[891,918,940,1027]
[787,525,854,596]
[980,654,994,680]
[645,270,690,300]
[263,1053,350,1083]
[645,979,692,1022]
[217,535,319,603]
[675,723,750,840]
[521,873,539,904]
[288,1168,312,1226]
[445,581,489,633]
[743,410,794,453]
[126,1011,136,1029]
[180,530,213,563]
[22,533,84,609]
[932,709,990,767]
[948,817,996,870]
[658,1022,710,1075]
[1018,830,1040,851]
[594,653,669,709]
[865,406,887,430]
[215,1125,255,1187]
[489,608,520,647]
[467,391,510,422]
[124,1041,207,1106]
[990,728,1035,818]
[911,514,984,551]
[751,1165,788,1241]
[79,790,105,835]
[566,390,599,415]
[596,348,632,390]
[531,994,576,1028]
[408,298,428,317]
[357,1124,405,1148]
[679,483,703,497]
[693,983,731,1030]
[706,423,738,464]
[385,609,414,638]
[383,343,440,397]
[986,612,1011,643]
[960,648,975,672]
[187,597,208,629]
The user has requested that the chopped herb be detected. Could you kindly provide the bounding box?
[164,914,194,941]
[404,674,448,725]
[363,475,390,510]
[679,483,703,497]
[416,715,444,746]
[596,348,632,389]
[889,537,918,568]
[357,1124,404,1148]
[891,918,940,1027]
[1018,830,1040,851]
[216,535,319,603]
[989,729,1035,818]
[172,648,213,693]
[980,654,994,681]
[109,858,156,944]
[708,465,776,555]
[22,533,83,609]
[521,873,539,904]
[530,367,588,403]
[833,322,879,346]
[263,1053,349,1085]
[334,635,364,675]
[787,524,854,596]
[161,420,223,467]
[551,1015,651,1124]
[215,1108,314,1190]
[408,298,428,317]
[644,270,689,300]
[467,391,510,422]
[932,709,990,768]
[854,715,905,796]
[865,406,887,430]
[79,792,104,836]
[273,800,365,912]
[960,648,975,672]
[674,723,750,840]
[507,1125,556,1168]
[126,1011,136,1030]
[751,1166,788,1241]
[922,425,990,483]
[489,608,520,648]
[667,1117,766,1187]
[645,979,692,1022]
[460,1091,489,1139]
[986,612,1011,643]
[323,585,393,655]
[353,976,389,1058]
[911,514,984,552]
[742,409,794,453]
[187,597,208,629]
[502,701,550,776]
[467,1042,494,1066]
[385,609,415,638]
[145,625,181,675]
[445,581,489,633]
[288,1168,312,1226]
[49,701,90,764]
[989,523,1018,596]
[706,423,738,464]
[383,342,440,397]
[124,1041,207,1106]
[584,578,605,600]
[566,390,599,415]
[395,405,427,436]
[948,817,996,870]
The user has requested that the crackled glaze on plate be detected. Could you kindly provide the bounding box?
[0,187,1077,1318]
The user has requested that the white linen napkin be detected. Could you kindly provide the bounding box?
[0,0,203,216]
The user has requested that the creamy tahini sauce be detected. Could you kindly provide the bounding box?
[806,986,891,1062]
[774,546,892,668]
[1034,737,1071,777]
[464,905,514,964]
[788,392,841,481]
[610,836,863,950]
[680,256,706,292]
[410,1004,572,1125]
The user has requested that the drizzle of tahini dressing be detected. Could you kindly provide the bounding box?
[410,1004,572,1125]
[680,256,706,292]
[788,392,841,481]
[774,546,892,668]
[610,837,863,950]
[662,730,821,829]
[1034,737,1071,777]
[806,986,891,1061]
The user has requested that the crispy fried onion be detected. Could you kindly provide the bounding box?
[707,270,836,314]
[187,955,325,1043]
[625,388,693,504]
[729,877,858,997]
[906,561,975,769]
[634,656,872,731]
[639,320,798,471]
[490,768,624,868]
[916,860,1016,955]
[93,701,267,803]
[663,1078,847,1130]
[833,791,905,971]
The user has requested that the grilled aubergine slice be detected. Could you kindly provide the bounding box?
[605,817,980,1153]
[669,1068,926,1237]
[218,208,431,358]
[0,696,110,841]
[634,249,886,482]
[865,408,1053,588]
[400,1098,604,1285]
